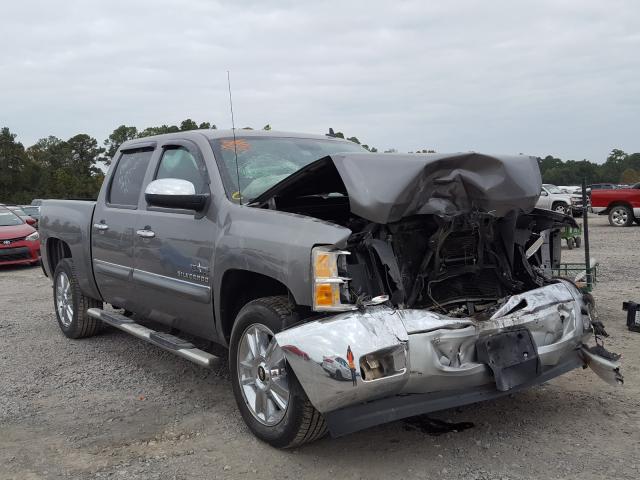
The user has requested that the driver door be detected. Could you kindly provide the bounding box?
[538,188,551,209]
[132,140,217,338]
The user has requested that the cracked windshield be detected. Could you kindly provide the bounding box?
[210,136,365,202]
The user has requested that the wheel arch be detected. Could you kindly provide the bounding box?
[606,200,634,213]
[45,237,72,275]
[217,269,298,344]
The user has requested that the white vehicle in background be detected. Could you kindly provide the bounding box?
[536,184,579,215]
[321,355,352,381]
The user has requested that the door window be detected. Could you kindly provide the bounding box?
[156,147,206,193]
[109,149,153,207]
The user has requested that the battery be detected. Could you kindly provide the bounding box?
[623,301,640,333]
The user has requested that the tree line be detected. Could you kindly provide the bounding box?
[1,120,639,204]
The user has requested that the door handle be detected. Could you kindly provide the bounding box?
[93,223,109,231]
[136,229,155,238]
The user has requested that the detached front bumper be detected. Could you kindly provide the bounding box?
[276,281,621,436]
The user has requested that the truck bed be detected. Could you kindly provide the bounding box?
[40,200,101,300]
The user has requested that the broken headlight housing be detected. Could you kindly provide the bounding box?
[311,246,357,312]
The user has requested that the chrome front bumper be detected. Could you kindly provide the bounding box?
[276,281,608,416]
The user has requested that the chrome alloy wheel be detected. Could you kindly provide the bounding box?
[56,271,73,327]
[237,324,290,426]
[611,207,628,226]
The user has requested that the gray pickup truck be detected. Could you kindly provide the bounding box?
[40,130,622,448]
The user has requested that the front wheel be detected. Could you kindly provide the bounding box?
[608,205,634,227]
[553,202,569,215]
[229,296,327,448]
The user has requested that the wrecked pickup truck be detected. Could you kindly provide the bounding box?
[39,130,623,448]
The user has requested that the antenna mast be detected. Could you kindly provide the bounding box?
[227,70,242,204]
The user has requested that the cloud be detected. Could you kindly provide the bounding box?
[1,0,639,161]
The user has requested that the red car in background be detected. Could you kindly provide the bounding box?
[590,182,640,226]
[0,206,41,266]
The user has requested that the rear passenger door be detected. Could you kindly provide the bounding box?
[92,145,154,310]
[132,140,216,338]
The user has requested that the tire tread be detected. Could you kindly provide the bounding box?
[54,259,103,338]
[231,295,327,448]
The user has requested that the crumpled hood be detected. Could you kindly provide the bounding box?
[253,152,542,224]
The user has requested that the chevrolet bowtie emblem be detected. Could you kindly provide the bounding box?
[191,262,209,274]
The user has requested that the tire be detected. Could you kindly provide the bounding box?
[567,237,575,249]
[552,202,569,215]
[335,370,343,381]
[229,296,327,448]
[608,205,634,227]
[575,236,582,248]
[53,258,103,338]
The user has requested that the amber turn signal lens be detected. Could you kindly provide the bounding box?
[314,252,337,278]
[315,283,340,307]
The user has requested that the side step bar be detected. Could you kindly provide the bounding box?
[87,308,219,368]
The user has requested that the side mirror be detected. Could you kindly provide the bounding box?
[25,217,37,226]
[145,178,208,211]
[540,190,548,196]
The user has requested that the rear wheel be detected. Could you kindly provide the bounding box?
[229,296,327,448]
[53,259,103,338]
[608,205,634,227]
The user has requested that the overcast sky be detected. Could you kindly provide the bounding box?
[1,0,638,162]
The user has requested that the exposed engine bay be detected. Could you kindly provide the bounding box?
[252,152,577,317]
[341,209,573,317]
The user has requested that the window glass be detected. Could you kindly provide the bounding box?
[109,149,153,206]
[209,137,365,202]
[156,147,205,193]
[0,209,23,226]
[543,185,562,194]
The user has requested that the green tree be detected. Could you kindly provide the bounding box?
[0,127,29,203]
[263,124,271,131]
[138,124,180,138]
[104,125,138,162]
[180,119,199,131]
[620,168,640,184]
[600,149,628,183]
[67,134,103,175]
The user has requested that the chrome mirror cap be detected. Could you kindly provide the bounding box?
[145,178,196,196]
[144,178,207,211]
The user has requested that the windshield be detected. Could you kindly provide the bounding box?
[23,207,39,216]
[210,136,366,201]
[0,210,23,226]
[544,185,563,194]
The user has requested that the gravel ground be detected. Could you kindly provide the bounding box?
[1,215,639,480]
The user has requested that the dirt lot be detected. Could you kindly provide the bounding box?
[1,215,639,480]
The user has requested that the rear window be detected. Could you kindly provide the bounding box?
[109,149,153,207]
